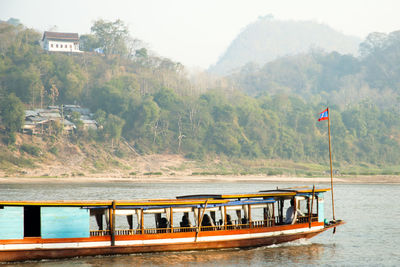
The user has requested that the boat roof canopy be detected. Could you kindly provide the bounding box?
[0,187,329,208]
[177,187,330,201]
[260,187,330,194]
[0,199,229,208]
[177,191,294,200]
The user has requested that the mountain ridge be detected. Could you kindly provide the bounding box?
[209,16,362,75]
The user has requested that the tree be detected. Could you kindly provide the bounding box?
[6,18,21,26]
[132,97,160,136]
[104,114,125,148]
[359,32,388,58]
[90,19,129,57]
[49,83,59,105]
[0,21,20,54]
[361,31,400,89]
[153,87,182,110]
[79,34,99,52]
[52,55,86,103]
[93,109,106,127]
[91,83,129,116]
[135,47,148,58]
[0,93,24,143]
[207,122,241,156]
[70,111,83,133]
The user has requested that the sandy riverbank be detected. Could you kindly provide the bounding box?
[1,175,399,184]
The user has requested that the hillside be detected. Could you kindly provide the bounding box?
[2,20,400,178]
[0,133,195,178]
[3,132,400,179]
[208,15,361,75]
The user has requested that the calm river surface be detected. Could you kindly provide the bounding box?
[0,181,399,266]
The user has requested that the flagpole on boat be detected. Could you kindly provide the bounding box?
[318,107,336,229]
[327,108,336,222]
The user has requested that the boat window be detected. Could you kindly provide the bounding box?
[113,209,141,232]
[246,203,275,227]
[172,211,195,229]
[309,196,318,221]
[90,209,106,231]
[143,213,158,229]
[298,198,308,215]
[225,209,242,226]
[199,210,217,227]
[282,199,295,224]
[126,213,139,230]
[90,208,144,236]
[114,213,139,232]
[212,210,224,227]
[249,205,263,222]
[24,206,41,237]
[281,197,313,224]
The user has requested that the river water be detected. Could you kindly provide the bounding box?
[0,181,399,266]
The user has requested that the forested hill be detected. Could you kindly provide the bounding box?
[229,30,400,110]
[208,15,361,75]
[1,19,400,175]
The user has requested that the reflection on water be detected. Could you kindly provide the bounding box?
[1,242,325,267]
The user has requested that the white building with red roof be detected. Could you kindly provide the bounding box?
[42,31,82,52]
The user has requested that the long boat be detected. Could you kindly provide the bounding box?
[0,187,344,262]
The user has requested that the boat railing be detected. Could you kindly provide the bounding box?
[116,229,143,235]
[90,230,111,236]
[173,226,197,233]
[89,217,311,237]
[297,216,309,223]
[90,229,143,236]
[251,218,275,228]
[297,215,318,224]
[273,214,318,225]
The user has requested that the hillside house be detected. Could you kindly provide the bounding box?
[22,105,97,135]
[42,31,81,53]
[63,105,90,116]
[23,109,73,135]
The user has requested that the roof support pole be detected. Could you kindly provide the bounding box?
[111,201,116,246]
[195,200,208,242]
[309,185,315,228]
[170,207,173,233]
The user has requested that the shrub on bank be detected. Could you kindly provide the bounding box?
[20,144,41,157]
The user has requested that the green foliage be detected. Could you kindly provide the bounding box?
[70,111,83,131]
[90,19,129,56]
[104,114,125,144]
[114,149,125,158]
[93,109,106,127]
[360,31,400,89]
[49,146,58,155]
[20,144,41,156]
[0,150,35,168]
[79,34,99,52]
[153,87,182,110]
[4,132,16,145]
[0,93,25,136]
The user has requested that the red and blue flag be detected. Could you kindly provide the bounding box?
[318,108,329,121]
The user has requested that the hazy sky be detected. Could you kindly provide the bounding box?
[1,0,399,69]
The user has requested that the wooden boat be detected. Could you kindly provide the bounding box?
[0,187,344,262]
